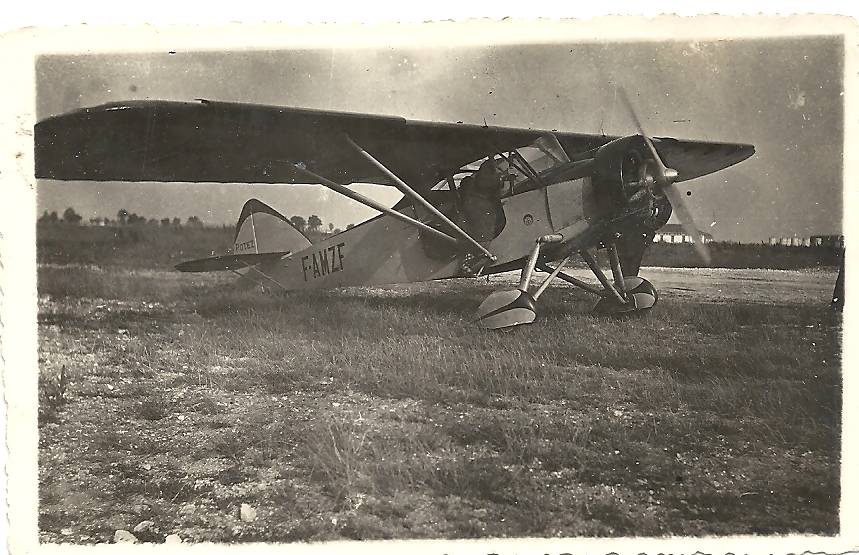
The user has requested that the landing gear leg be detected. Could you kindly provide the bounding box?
[474,234,564,329]
[589,242,658,315]
[474,238,658,329]
[580,248,626,305]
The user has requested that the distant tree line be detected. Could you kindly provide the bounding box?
[39,207,348,235]
[287,214,344,235]
[38,208,206,228]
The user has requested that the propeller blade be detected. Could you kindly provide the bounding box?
[662,183,712,265]
[617,86,709,264]
[617,87,677,184]
[617,87,647,137]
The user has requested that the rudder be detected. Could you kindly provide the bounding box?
[233,199,312,255]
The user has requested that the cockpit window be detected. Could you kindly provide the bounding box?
[430,133,571,198]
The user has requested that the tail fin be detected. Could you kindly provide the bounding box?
[176,199,311,273]
[233,199,312,255]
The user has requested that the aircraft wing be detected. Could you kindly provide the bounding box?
[35,99,753,187]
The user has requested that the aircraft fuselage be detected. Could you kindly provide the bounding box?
[253,175,609,291]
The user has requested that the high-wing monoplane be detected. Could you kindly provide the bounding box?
[35,92,754,329]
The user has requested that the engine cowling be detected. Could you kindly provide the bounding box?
[591,135,672,232]
[594,135,651,184]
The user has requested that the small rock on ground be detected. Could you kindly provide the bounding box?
[240,503,257,522]
[133,520,155,534]
[113,530,138,543]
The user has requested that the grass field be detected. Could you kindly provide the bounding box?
[37,228,842,543]
[36,223,843,271]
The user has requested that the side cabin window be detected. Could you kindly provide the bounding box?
[430,145,568,200]
[412,136,571,258]
[414,158,508,254]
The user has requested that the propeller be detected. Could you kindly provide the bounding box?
[617,88,711,265]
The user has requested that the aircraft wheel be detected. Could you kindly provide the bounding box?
[593,276,658,315]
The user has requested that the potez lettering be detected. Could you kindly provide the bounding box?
[301,242,346,281]
[235,240,255,252]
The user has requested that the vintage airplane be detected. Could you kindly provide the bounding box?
[34,90,754,329]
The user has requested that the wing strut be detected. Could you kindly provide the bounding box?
[342,134,497,262]
[288,164,459,246]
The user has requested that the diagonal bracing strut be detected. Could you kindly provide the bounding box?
[230,259,290,291]
[343,134,497,262]
[579,249,627,305]
[535,262,606,297]
[288,164,459,247]
[606,242,627,297]
[531,255,572,300]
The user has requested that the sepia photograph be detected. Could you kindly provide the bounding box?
[2,14,853,550]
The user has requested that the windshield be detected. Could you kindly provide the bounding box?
[431,133,571,197]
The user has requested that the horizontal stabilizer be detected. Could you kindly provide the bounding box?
[175,251,290,273]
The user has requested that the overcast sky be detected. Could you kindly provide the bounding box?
[35,36,843,241]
